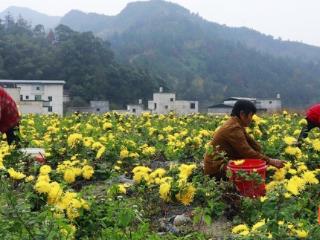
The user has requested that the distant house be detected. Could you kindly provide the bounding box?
[0,80,65,115]
[148,87,198,114]
[208,95,282,114]
[127,99,144,115]
[67,101,109,114]
[207,103,233,115]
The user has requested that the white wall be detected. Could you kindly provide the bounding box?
[174,100,198,114]
[208,108,232,114]
[17,84,64,115]
[90,101,109,114]
[149,93,175,114]
[127,104,144,115]
[256,99,281,113]
[19,101,44,114]
[4,88,20,104]
[44,85,63,115]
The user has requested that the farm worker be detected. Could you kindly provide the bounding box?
[297,104,320,145]
[204,100,285,179]
[0,87,20,145]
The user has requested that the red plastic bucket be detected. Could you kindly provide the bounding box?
[227,159,266,198]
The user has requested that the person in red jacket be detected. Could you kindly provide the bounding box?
[298,104,320,144]
[0,87,20,145]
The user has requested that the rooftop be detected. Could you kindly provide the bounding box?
[0,80,66,84]
[208,103,233,109]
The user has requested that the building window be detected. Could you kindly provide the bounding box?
[48,96,52,101]
[20,95,23,101]
[165,105,168,109]
[154,103,157,109]
[170,98,174,102]
[96,108,100,112]
[36,86,40,90]
[35,95,42,101]
[26,95,29,100]
[132,108,136,113]
[48,106,52,112]
[190,102,196,109]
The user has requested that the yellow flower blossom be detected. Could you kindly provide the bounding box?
[67,133,83,148]
[312,139,320,151]
[233,160,245,166]
[118,184,127,194]
[295,229,308,238]
[64,169,76,183]
[82,165,94,180]
[284,136,297,145]
[232,224,249,234]
[251,219,265,231]
[302,171,319,184]
[40,165,52,175]
[159,182,171,202]
[175,184,196,206]
[96,146,106,159]
[35,180,51,193]
[8,168,26,180]
[120,148,129,159]
[25,175,35,182]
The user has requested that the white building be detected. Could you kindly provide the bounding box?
[0,80,65,115]
[127,99,144,115]
[207,103,233,115]
[67,101,109,114]
[148,87,198,114]
[208,94,282,114]
[90,101,109,113]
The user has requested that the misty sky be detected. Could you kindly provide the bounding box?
[0,0,319,46]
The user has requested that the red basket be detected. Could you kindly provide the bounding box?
[227,159,266,198]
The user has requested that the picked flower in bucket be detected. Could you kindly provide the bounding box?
[233,160,245,166]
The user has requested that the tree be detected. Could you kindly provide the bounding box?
[33,24,46,38]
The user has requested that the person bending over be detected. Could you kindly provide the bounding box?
[204,100,285,179]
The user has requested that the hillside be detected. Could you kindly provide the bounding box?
[0,19,163,108]
[60,1,320,63]
[2,1,320,107]
[60,0,320,107]
[0,6,61,29]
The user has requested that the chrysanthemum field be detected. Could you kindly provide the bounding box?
[1,112,320,239]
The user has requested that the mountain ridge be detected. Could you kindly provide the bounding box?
[1,1,320,106]
[0,6,61,29]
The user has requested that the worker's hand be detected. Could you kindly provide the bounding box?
[269,158,286,168]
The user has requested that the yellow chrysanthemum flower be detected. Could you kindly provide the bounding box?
[295,229,308,238]
[64,169,76,183]
[8,168,26,180]
[312,139,320,151]
[40,165,52,175]
[283,136,297,145]
[67,133,83,148]
[159,182,171,202]
[82,165,94,180]
[34,180,51,193]
[251,219,265,231]
[233,160,245,166]
[176,184,196,206]
[232,224,249,234]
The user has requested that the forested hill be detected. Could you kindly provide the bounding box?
[0,18,163,108]
[2,1,320,107]
[59,1,320,63]
[0,6,61,29]
[59,0,320,107]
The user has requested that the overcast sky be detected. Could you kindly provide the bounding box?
[0,0,319,46]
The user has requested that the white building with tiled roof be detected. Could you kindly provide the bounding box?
[208,94,281,114]
[148,87,198,115]
[0,80,65,115]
